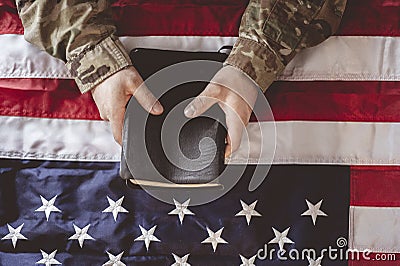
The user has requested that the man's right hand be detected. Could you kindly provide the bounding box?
[91,66,164,145]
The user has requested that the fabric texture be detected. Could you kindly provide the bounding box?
[226,0,347,91]
[15,0,132,93]
[15,0,347,93]
[1,0,399,264]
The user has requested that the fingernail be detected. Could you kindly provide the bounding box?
[152,102,163,113]
[184,105,196,118]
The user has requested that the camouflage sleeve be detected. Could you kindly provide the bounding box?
[15,0,132,94]
[225,0,347,92]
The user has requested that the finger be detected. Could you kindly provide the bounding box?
[133,83,164,115]
[109,108,126,146]
[184,84,221,118]
[98,109,109,122]
[223,107,246,158]
[225,132,233,158]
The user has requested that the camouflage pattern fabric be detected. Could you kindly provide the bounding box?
[16,0,132,93]
[16,0,346,94]
[225,0,347,92]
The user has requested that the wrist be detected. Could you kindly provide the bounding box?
[224,37,285,92]
[66,35,132,94]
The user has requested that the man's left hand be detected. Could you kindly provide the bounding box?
[184,66,259,157]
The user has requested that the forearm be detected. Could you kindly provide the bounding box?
[225,0,347,92]
[16,0,132,93]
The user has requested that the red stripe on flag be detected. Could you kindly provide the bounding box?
[1,79,400,122]
[0,79,101,120]
[0,78,65,91]
[351,166,400,207]
[0,2,23,35]
[113,2,245,37]
[349,253,400,266]
[113,1,246,37]
[263,81,400,122]
[338,0,400,37]
[0,0,398,36]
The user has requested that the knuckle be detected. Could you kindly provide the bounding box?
[126,79,139,93]
[142,101,154,112]
[113,135,122,145]
[196,96,207,107]
[207,83,224,97]
[126,72,144,93]
[99,113,106,120]
[112,133,120,142]
[98,107,109,121]
[231,140,241,152]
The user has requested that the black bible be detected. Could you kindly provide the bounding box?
[120,48,229,188]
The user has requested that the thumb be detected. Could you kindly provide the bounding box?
[184,84,221,118]
[132,83,164,115]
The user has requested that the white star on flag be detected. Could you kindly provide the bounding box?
[307,255,323,266]
[1,223,27,248]
[102,196,129,222]
[171,253,191,266]
[36,250,61,266]
[102,251,126,266]
[268,227,294,252]
[68,224,95,248]
[35,195,62,221]
[301,199,328,225]
[168,199,195,225]
[134,225,161,251]
[201,227,228,252]
[235,200,262,225]
[239,254,257,266]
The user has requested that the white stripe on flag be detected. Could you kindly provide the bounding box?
[1,116,400,165]
[234,121,400,165]
[0,116,120,162]
[283,36,400,81]
[0,34,399,81]
[349,206,400,253]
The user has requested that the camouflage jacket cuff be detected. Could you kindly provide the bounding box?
[225,37,285,93]
[66,36,132,94]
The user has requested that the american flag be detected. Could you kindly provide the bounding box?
[0,0,399,265]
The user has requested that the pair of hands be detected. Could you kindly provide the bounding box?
[91,65,258,157]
